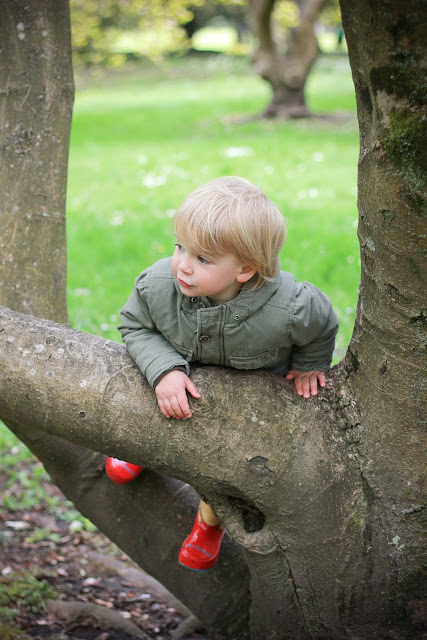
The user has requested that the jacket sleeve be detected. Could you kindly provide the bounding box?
[289,281,339,372]
[118,271,190,388]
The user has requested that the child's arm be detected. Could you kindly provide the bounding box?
[288,282,339,398]
[119,272,200,417]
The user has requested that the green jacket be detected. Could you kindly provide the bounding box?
[118,257,339,388]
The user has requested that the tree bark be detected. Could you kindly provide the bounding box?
[337,0,427,632]
[0,0,426,638]
[0,0,73,323]
[248,0,327,118]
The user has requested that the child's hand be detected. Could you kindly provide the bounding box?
[285,370,326,399]
[155,370,201,419]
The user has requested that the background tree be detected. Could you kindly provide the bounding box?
[248,0,329,118]
[69,0,342,117]
[0,1,425,639]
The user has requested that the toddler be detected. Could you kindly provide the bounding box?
[106,176,338,571]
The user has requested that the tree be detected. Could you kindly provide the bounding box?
[248,0,329,118]
[0,0,425,638]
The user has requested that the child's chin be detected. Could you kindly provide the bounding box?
[181,287,198,296]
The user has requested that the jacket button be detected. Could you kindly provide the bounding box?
[191,297,197,302]
[199,334,211,343]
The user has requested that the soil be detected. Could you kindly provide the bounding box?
[0,452,206,640]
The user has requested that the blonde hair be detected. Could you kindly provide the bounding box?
[174,177,286,289]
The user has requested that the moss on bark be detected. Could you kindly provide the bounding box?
[382,110,427,188]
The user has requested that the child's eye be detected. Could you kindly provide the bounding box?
[197,255,210,264]
[174,243,183,252]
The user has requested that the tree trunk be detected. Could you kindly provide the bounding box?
[0,0,73,323]
[0,1,426,638]
[248,0,327,118]
[337,0,426,631]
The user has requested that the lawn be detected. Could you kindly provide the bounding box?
[1,52,360,457]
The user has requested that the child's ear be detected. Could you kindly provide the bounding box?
[236,265,257,283]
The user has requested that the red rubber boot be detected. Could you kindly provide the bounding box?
[105,457,144,484]
[178,511,225,571]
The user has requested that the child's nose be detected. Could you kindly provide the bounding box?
[179,257,192,274]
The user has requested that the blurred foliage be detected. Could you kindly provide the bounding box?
[182,0,247,37]
[70,0,204,65]
[319,0,342,28]
[273,0,300,31]
[70,0,342,67]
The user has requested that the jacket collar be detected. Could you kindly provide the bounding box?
[177,267,282,317]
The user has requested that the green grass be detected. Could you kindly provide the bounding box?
[67,54,359,361]
[0,570,55,614]
[1,53,359,466]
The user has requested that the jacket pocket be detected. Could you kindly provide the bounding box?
[167,339,193,362]
[229,349,279,370]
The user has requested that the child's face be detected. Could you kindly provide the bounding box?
[171,240,253,304]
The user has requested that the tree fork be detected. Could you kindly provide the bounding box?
[248,0,327,119]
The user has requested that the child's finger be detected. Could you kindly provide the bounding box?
[293,377,303,396]
[158,398,170,418]
[185,378,201,399]
[174,390,192,419]
[162,398,173,417]
[302,376,311,399]
[164,398,181,420]
[318,372,326,387]
[169,395,185,419]
[285,371,295,380]
[309,375,318,396]
[175,395,191,420]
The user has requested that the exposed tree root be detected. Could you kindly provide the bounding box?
[88,551,194,618]
[230,109,355,124]
[87,550,204,637]
[87,552,204,638]
[170,614,201,639]
[48,599,150,639]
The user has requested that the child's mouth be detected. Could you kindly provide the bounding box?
[177,277,193,289]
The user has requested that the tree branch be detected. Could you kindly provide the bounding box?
[248,0,276,51]
[300,0,328,24]
[0,304,307,497]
